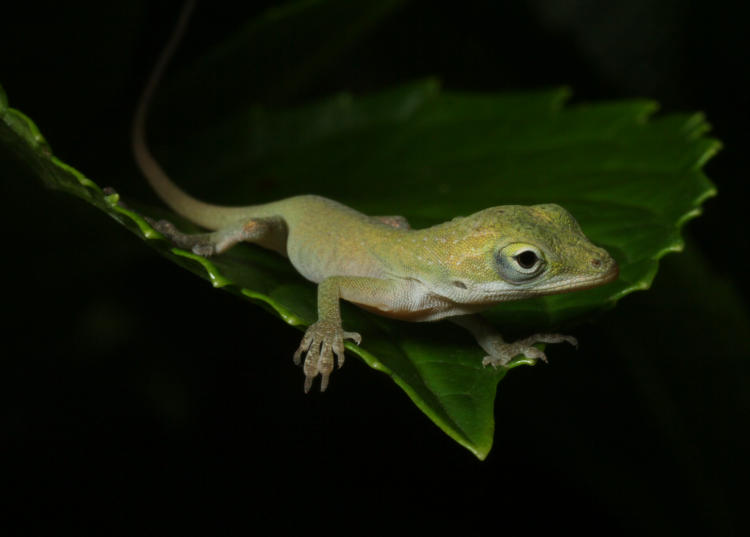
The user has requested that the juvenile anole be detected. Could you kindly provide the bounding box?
[132,1,619,392]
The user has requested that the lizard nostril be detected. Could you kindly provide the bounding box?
[591,258,602,269]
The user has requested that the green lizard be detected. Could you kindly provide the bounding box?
[132,1,619,393]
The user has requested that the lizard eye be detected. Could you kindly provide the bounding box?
[495,243,546,283]
[514,249,539,270]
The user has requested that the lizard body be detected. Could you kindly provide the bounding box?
[132,1,619,392]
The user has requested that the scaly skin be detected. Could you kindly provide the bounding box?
[143,195,618,391]
[131,0,619,392]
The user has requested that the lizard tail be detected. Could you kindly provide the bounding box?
[132,0,261,230]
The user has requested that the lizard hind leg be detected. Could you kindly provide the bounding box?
[147,216,285,256]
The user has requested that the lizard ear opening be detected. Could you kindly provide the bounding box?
[452,280,468,289]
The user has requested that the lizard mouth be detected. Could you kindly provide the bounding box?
[473,261,619,304]
[542,261,620,295]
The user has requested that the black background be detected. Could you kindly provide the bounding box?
[2,1,749,534]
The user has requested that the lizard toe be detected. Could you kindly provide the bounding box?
[295,321,355,393]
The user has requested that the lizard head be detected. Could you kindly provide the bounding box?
[439,204,618,303]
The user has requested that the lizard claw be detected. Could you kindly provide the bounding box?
[482,344,546,367]
[518,333,578,350]
[481,333,577,368]
[293,321,361,393]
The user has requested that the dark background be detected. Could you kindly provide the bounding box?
[2,1,749,534]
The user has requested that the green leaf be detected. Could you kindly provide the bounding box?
[0,6,718,460]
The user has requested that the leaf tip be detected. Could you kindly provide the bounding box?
[473,448,489,461]
[675,206,708,230]
[553,86,573,109]
[637,100,661,122]
[463,435,492,461]
[695,139,723,170]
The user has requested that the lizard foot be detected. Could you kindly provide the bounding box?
[147,216,283,256]
[481,333,578,368]
[293,321,361,393]
[146,218,219,256]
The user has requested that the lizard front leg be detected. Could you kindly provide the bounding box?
[293,276,408,393]
[293,277,362,393]
[452,314,577,367]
